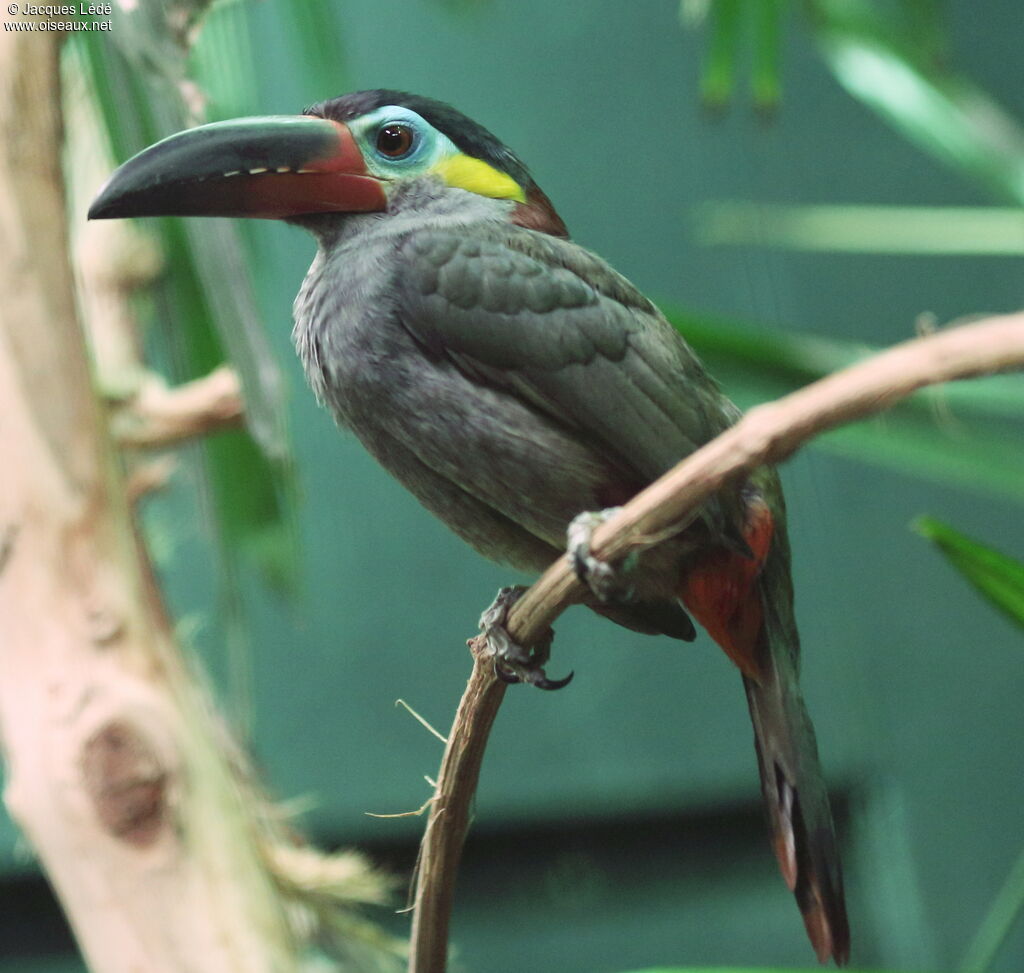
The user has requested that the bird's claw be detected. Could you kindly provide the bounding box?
[567,508,633,603]
[479,586,573,692]
[493,661,574,691]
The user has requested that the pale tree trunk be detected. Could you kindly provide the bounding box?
[0,21,303,973]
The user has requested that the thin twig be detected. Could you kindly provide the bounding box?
[407,312,1024,972]
[395,699,449,745]
[408,638,507,973]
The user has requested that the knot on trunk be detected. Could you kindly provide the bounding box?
[81,719,168,848]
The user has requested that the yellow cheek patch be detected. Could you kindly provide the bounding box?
[433,153,526,202]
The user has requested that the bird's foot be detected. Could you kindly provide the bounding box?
[567,507,635,603]
[479,586,573,691]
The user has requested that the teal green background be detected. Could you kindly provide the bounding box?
[3,2,1023,971]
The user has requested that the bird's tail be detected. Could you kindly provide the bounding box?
[742,612,850,965]
[680,492,849,964]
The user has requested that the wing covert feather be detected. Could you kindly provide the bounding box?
[397,227,732,483]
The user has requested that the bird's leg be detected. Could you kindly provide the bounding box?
[567,507,637,603]
[479,586,573,691]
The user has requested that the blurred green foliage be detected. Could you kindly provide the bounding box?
[667,308,1024,506]
[77,8,299,606]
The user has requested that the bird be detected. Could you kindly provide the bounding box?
[89,89,850,964]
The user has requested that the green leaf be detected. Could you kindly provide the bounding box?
[695,202,1024,256]
[699,0,742,108]
[156,214,300,600]
[288,1,350,87]
[78,21,299,596]
[913,517,1024,632]
[690,0,788,110]
[188,0,259,121]
[813,0,1024,205]
[750,0,785,111]
[959,842,1024,973]
[661,307,1024,505]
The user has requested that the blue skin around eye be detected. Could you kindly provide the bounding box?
[358,105,434,169]
[355,105,467,180]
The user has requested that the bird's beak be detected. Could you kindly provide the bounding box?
[88,115,386,221]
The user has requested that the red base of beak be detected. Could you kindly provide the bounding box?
[89,116,387,221]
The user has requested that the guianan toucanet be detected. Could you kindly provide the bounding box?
[90,89,850,964]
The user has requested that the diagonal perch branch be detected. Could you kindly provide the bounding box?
[508,312,1024,645]
[408,312,1024,973]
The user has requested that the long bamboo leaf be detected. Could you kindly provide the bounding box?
[663,308,1024,504]
[696,202,1024,256]
[959,842,1024,973]
[914,517,1024,632]
[813,0,1024,205]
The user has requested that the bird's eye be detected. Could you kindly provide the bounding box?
[376,123,416,159]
